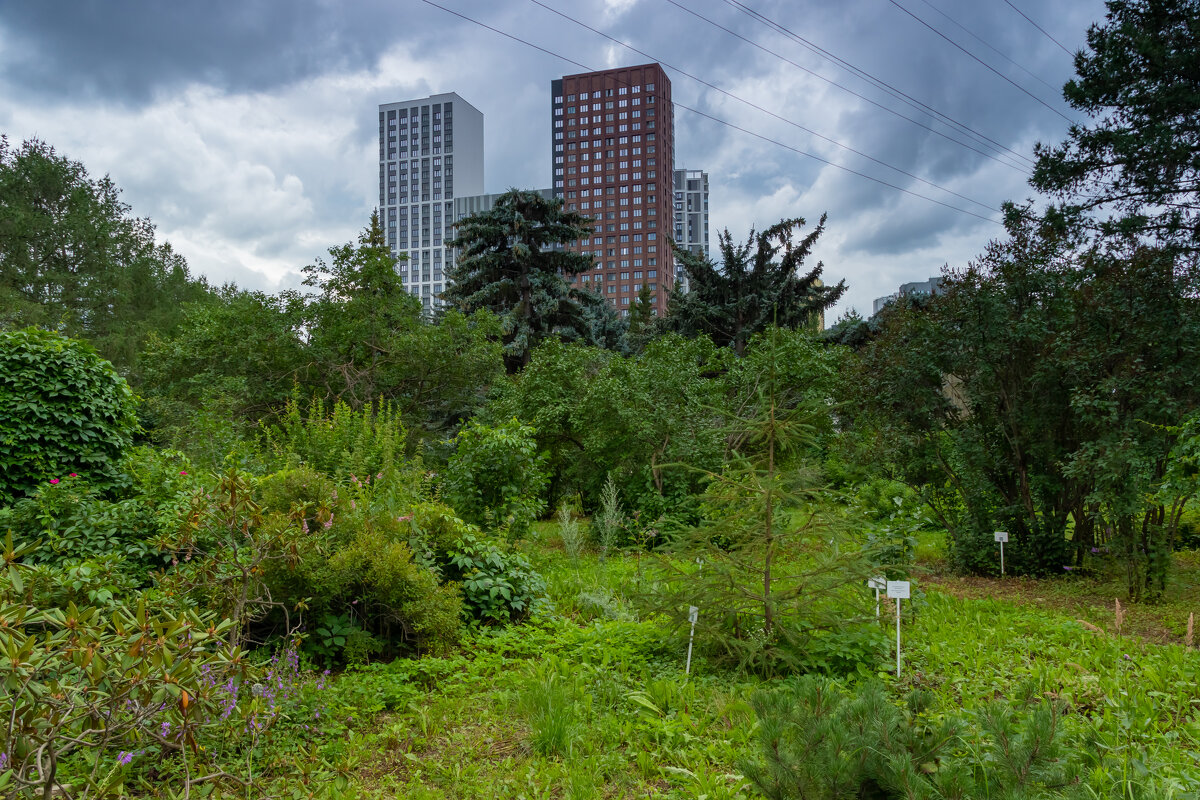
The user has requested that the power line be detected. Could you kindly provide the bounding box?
[527,0,999,214]
[708,0,1037,169]
[1001,0,1076,57]
[915,0,1062,94]
[885,0,1075,123]
[664,0,1033,172]
[416,0,1003,226]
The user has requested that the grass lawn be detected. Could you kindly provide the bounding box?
[303,523,1200,798]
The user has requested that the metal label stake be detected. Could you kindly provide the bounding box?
[994,531,1008,576]
[886,581,910,677]
[869,576,886,619]
[685,605,699,676]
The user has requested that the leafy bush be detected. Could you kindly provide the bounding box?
[447,532,548,624]
[257,465,337,531]
[262,394,408,480]
[443,418,548,538]
[0,474,158,569]
[321,525,463,656]
[0,541,286,798]
[0,328,138,504]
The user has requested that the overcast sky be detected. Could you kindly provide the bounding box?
[0,0,1108,321]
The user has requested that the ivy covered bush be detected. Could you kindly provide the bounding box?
[0,328,138,504]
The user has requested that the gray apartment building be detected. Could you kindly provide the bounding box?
[872,276,945,315]
[673,168,709,293]
[378,92,484,310]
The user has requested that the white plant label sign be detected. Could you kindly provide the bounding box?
[886,581,910,676]
[994,531,1009,543]
[868,576,886,590]
[685,606,699,676]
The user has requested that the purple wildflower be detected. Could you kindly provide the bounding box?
[118,751,134,766]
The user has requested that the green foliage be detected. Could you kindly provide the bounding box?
[667,215,845,355]
[851,209,1200,592]
[250,473,464,659]
[0,328,139,504]
[262,394,408,481]
[593,474,627,556]
[910,590,1200,797]
[0,474,158,570]
[518,661,583,758]
[139,287,305,434]
[0,549,266,798]
[1031,0,1200,254]
[443,418,548,538]
[485,334,732,522]
[743,677,1086,800]
[643,329,875,675]
[448,532,548,624]
[322,524,463,655]
[445,188,600,371]
[300,213,505,426]
[557,501,584,562]
[0,137,212,376]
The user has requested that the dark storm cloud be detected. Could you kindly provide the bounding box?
[1,0,406,103]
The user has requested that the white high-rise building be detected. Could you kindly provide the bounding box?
[378,93,484,310]
[673,168,709,293]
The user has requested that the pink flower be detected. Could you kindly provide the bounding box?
[179,471,188,476]
[49,478,60,485]
[68,473,78,478]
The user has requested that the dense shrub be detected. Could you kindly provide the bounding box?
[0,328,138,504]
[0,448,197,577]
[262,395,407,480]
[743,677,1079,799]
[0,541,302,798]
[443,418,548,537]
[447,532,548,624]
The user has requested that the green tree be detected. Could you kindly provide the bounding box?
[0,328,139,504]
[642,327,872,674]
[851,207,1200,593]
[139,287,306,443]
[626,283,656,353]
[445,189,597,371]
[1031,0,1200,253]
[667,216,845,355]
[0,137,212,375]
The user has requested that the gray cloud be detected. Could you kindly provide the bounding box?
[0,0,1110,320]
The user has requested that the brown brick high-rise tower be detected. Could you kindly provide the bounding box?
[551,63,675,318]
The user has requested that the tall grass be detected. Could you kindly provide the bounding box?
[518,670,580,758]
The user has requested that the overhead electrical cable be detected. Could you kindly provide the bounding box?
[915,0,1062,93]
[1001,0,1076,57]
[416,0,1003,226]
[708,0,1037,168]
[528,0,1000,214]
[885,0,1075,122]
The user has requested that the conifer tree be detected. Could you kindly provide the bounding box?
[642,327,872,675]
[445,189,597,371]
[666,215,845,354]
